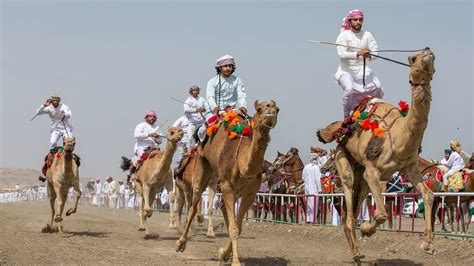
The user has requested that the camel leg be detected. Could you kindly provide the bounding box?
[43,183,57,233]
[217,183,241,266]
[175,182,184,230]
[144,186,159,236]
[334,146,362,260]
[166,180,176,229]
[66,178,82,216]
[175,157,211,252]
[359,168,388,238]
[182,181,194,237]
[196,197,205,227]
[207,181,217,238]
[54,188,68,233]
[142,184,153,218]
[404,163,435,254]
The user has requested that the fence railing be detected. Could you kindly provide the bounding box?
[2,189,473,237]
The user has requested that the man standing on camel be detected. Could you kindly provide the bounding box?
[335,9,383,117]
[206,54,247,115]
[183,85,209,149]
[35,95,74,182]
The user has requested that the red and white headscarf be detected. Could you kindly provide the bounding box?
[341,9,364,31]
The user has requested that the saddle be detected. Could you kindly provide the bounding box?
[41,147,81,176]
[131,147,160,173]
[174,148,197,180]
[426,169,467,192]
[318,96,383,144]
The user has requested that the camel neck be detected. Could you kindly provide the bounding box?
[239,124,271,177]
[156,141,177,175]
[291,157,305,186]
[63,151,74,174]
[398,84,432,159]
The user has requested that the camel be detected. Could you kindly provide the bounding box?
[267,148,306,223]
[123,127,183,236]
[319,48,436,259]
[175,154,218,237]
[175,100,279,265]
[418,156,473,234]
[42,137,81,233]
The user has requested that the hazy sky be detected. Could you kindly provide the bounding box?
[1,0,472,181]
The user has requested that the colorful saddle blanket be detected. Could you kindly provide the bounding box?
[42,147,81,176]
[131,147,160,173]
[426,169,468,192]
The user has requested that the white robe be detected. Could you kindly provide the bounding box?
[133,122,163,157]
[36,103,74,149]
[206,75,247,110]
[303,162,322,223]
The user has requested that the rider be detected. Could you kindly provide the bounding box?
[206,54,247,115]
[440,149,452,165]
[35,95,74,182]
[442,140,465,190]
[172,115,190,162]
[132,110,163,167]
[184,85,209,149]
[335,9,384,117]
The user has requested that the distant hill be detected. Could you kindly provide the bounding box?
[0,168,97,190]
[0,168,43,189]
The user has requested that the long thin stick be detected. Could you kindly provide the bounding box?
[30,113,39,121]
[309,40,410,67]
[170,97,207,122]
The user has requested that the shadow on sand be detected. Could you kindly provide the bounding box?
[64,231,110,238]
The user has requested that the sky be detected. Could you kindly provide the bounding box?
[1,0,472,181]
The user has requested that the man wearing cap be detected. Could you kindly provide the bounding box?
[206,54,247,115]
[35,95,73,151]
[184,85,209,149]
[335,9,383,117]
[134,110,163,158]
[442,140,465,190]
[302,148,323,224]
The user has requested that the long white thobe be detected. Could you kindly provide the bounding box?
[184,96,209,125]
[335,30,383,116]
[206,75,247,110]
[134,122,163,157]
[36,103,74,149]
[303,162,322,223]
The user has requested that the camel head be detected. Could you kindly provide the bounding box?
[252,100,279,130]
[63,137,76,153]
[408,47,435,87]
[167,127,184,143]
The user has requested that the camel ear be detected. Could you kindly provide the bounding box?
[277,151,283,156]
[290,147,299,154]
[254,100,262,113]
[271,100,276,106]
[408,55,416,65]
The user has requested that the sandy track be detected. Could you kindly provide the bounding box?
[1,201,473,265]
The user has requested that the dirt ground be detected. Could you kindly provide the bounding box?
[1,201,473,265]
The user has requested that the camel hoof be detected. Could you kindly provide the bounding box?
[175,238,187,252]
[54,216,63,222]
[197,215,205,226]
[207,231,216,238]
[138,227,146,231]
[144,208,153,218]
[360,222,375,238]
[66,208,76,216]
[169,224,177,229]
[218,248,231,262]
[420,241,436,255]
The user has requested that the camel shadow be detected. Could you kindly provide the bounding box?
[362,259,421,266]
[240,256,289,265]
[64,231,110,238]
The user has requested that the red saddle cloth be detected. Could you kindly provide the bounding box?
[131,147,160,173]
[332,96,382,144]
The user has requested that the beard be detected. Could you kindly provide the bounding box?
[351,24,362,31]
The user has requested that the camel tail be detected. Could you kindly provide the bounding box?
[120,156,131,171]
[316,130,328,144]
